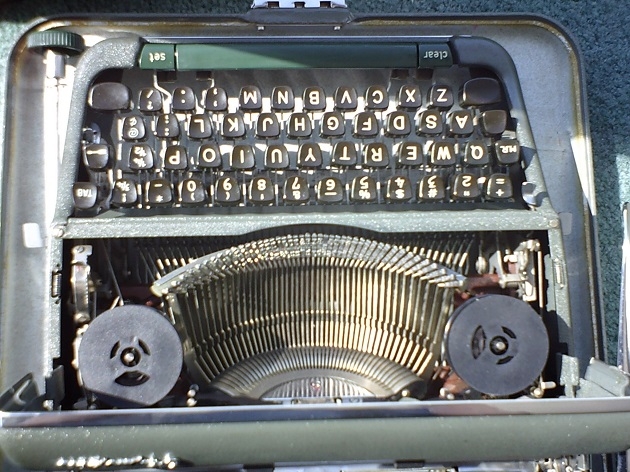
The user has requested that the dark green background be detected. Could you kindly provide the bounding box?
[0,0,626,361]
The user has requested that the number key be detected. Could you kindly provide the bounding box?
[351,175,377,202]
[386,176,412,202]
[215,176,241,204]
[452,173,480,200]
[283,176,310,203]
[249,177,275,204]
[316,177,344,203]
[179,178,207,205]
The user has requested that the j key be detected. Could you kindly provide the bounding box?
[353,112,379,138]
[485,174,513,199]
[83,144,110,170]
[480,110,507,136]
[449,110,474,136]
[256,113,280,138]
[417,110,443,135]
[452,174,480,200]
[316,177,344,203]
[230,145,255,170]
[204,87,228,111]
[365,86,389,110]
[287,113,312,138]
[398,85,422,109]
[111,179,138,206]
[89,83,130,111]
[428,85,453,108]
[73,183,98,209]
[331,142,357,166]
[303,87,326,111]
[297,143,322,168]
[397,142,423,166]
[265,145,289,169]
[122,116,146,140]
[430,141,457,166]
[222,113,246,139]
[363,143,389,168]
[172,86,196,111]
[417,175,446,201]
[350,175,377,202]
[464,141,489,166]
[155,114,180,138]
[461,77,502,106]
[249,176,275,204]
[321,112,345,138]
[495,139,520,165]
[198,143,222,168]
[128,144,154,170]
[240,86,262,111]
[164,145,188,170]
[215,177,241,204]
[188,114,213,139]
[138,88,163,112]
[284,176,310,203]
[385,112,411,136]
[272,86,295,111]
[386,176,412,202]
[179,178,207,205]
[334,86,358,110]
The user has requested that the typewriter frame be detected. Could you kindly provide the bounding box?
[0,6,624,471]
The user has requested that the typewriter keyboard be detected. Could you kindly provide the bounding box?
[75,66,525,215]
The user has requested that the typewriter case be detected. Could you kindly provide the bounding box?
[0,6,627,471]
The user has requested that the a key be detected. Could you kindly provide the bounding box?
[265,145,289,169]
[485,174,513,200]
[111,179,138,206]
[89,83,130,111]
[240,86,262,111]
[215,177,241,204]
[287,113,312,138]
[363,143,389,168]
[256,113,280,138]
[271,86,295,111]
[316,177,344,203]
[128,144,154,170]
[385,176,412,202]
[283,176,310,203]
[397,142,424,167]
[172,86,196,111]
[365,85,389,110]
[351,175,377,202]
[464,141,489,166]
[331,142,357,166]
[230,145,255,170]
[321,112,345,138]
[73,183,98,209]
[418,175,445,201]
[461,77,502,106]
[164,145,188,170]
[449,110,474,136]
[430,141,457,166]
[297,143,322,168]
[398,84,422,109]
[198,143,223,169]
[179,178,207,205]
[452,173,480,200]
[428,85,453,108]
[222,113,246,139]
[353,112,379,138]
[495,139,520,165]
[303,87,326,111]
[146,179,173,205]
[122,116,146,140]
[480,110,508,136]
[417,110,443,135]
[204,87,228,111]
[155,114,180,138]
[188,114,213,139]
[83,144,110,170]
[249,176,275,204]
[334,86,358,110]
[385,111,411,136]
[138,87,162,112]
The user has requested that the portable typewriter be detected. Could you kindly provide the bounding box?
[1,1,628,471]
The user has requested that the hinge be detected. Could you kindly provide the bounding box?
[251,0,347,8]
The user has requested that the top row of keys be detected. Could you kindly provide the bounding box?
[88,78,503,113]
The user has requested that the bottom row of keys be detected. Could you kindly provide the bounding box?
[74,174,513,209]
